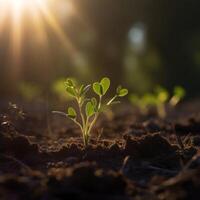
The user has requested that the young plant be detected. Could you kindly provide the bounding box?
[154,86,169,118]
[169,86,186,107]
[129,86,185,118]
[53,77,128,147]
[130,93,156,114]
[129,87,168,117]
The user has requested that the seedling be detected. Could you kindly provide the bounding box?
[169,86,186,107]
[154,86,169,118]
[53,77,128,147]
[129,86,185,118]
[129,88,167,117]
[129,93,156,114]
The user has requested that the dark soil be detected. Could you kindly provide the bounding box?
[0,100,200,199]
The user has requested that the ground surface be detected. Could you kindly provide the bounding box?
[0,100,200,200]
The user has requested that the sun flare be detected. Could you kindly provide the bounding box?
[0,0,47,24]
[0,0,76,66]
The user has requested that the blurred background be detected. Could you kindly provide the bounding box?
[0,0,200,101]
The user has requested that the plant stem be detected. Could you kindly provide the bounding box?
[52,111,83,132]
[52,111,68,117]
[157,103,166,118]
[86,95,102,141]
[87,113,99,137]
[83,117,89,146]
[73,119,83,132]
[107,95,117,106]
[77,98,86,130]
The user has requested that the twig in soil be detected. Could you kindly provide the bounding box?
[171,123,184,150]
[97,128,104,142]
[180,152,200,172]
[121,156,178,176]
[171,123,185,167]
[175,134,184,150]
[0,153,33,173]
[121,155,130,174]
[183,133,192,146]
[147,165,178,175]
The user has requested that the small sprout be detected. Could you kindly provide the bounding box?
[130,93,157,115]
[170,86,186,106]
[154,86,169,118]
[117,86,129,97]
[129,86,186,118]
[155,86,169,103]
[53,77,128,147]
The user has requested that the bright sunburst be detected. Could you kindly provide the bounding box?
[0,0,76,65]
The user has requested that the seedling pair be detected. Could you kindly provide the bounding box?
[53,77,128,147]
[130,86,185,118]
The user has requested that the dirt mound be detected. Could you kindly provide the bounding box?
[125,133,177,159]
[154,168,200,200]
[47,162,127,199]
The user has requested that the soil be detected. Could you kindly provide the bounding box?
[0,100,200,199]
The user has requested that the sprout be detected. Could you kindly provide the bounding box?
[53,77,128,147]
[129,86,186,118]
[170,86,186,106]
[154,86,169,118]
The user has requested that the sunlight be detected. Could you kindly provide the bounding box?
[0,0,76,65]
[0,0,50,64]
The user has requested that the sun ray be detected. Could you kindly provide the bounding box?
[10,0,23,64]
[0,1,9,34]
[0,0,84,71]
[36,0,78,60]
[27,4,48,46]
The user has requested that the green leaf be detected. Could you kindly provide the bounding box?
[174,86,185,99]
[118,88,128,97]
[100,77,110,95]
[116,85,122,94]
[156,89,169,103]
[91,97,97,111]
[93,82,103,96]
[66,87,76,97]
[91,97,97,107]
[85,101,95,117]
[154,86,169,103]
[65,79,74,87]
[67,107,77,119]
